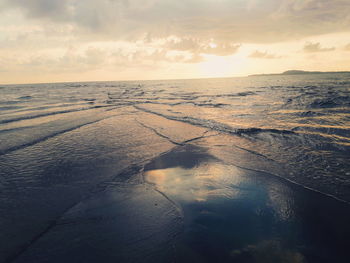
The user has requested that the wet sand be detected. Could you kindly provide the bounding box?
[11,130,350,263]
[144,143,350,263]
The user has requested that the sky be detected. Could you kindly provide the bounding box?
[1,0,350,84]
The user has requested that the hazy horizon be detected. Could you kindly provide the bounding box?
[3,69,350,86]
[1,0,350,84]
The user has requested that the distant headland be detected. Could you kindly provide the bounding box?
[249,70,350,77]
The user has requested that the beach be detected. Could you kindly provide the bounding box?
[1,74,350,262]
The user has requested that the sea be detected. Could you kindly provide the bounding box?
[1,73,350,262]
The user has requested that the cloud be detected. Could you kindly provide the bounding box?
[2,0,126,33]
[128,48,204,64]
[249,50,281,59]
[165,38,200,52]
[1,0,350,83]
[164,38,240,56]
[303,42,335,52]
[21,46,109,73]
[200,43,241,56]
[2,0,350,43]
[5,0,69,18]
[0,43,203,76]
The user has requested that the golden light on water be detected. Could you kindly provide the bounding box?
[144,163,245,202]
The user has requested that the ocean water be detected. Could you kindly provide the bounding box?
[1,73,350,262]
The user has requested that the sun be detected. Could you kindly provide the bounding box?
[197,53,247,78]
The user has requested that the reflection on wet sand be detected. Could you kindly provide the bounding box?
[144,144,350,263]
[145,164,244,202]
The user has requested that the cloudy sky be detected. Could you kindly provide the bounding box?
[1,0,350,84]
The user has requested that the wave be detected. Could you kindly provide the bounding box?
[0,126,35,134]
[0,115,118,156]
[66,83,89,88]
[231,91,256,97]
[212,91,257,98]
[194,102,228,108]
[0,106,22,111]
[0,105,113,124]
[299,111,324,117]
[0,100,23,105]
[235,127,295,135]
[309,96,350,108]
[17,96,33,100]
[134,105,295,137]
[166,101,229,108]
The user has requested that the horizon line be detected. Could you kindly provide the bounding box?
[0,74,246,86]
[2,69,350,86]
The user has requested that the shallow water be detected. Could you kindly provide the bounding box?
[145,144,350,263]
[0,74,350,262]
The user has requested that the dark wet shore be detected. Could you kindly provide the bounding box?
[7,129,350,263]
[145,144,350,263]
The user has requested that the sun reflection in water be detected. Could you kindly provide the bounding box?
[145,162,248,202]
